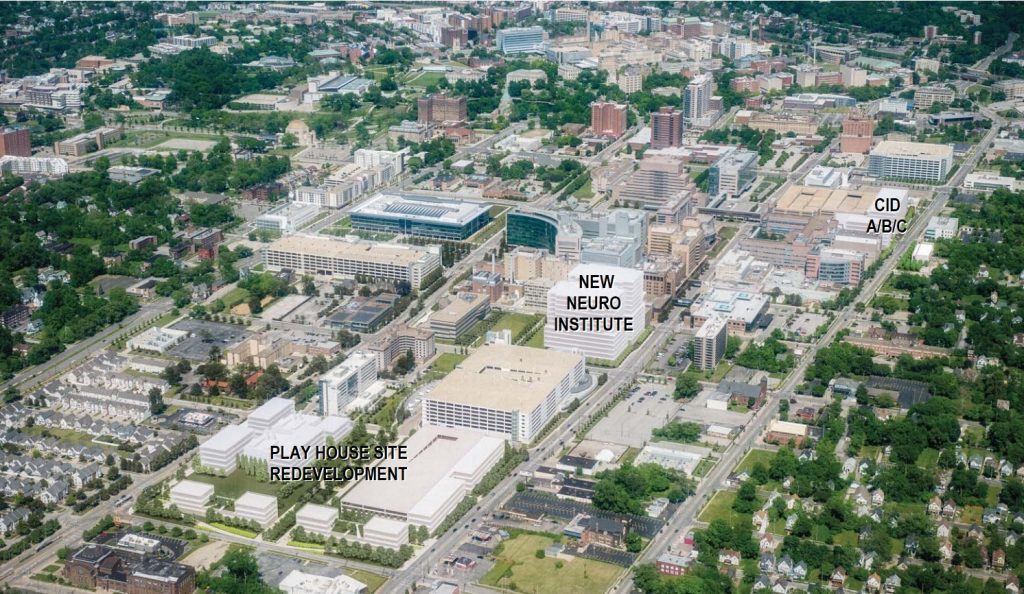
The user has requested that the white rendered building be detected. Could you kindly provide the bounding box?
[169,480,214,516]
[264,235,442,287]
[545,264,646,361]
[342,426,505,533]
[421,344,586,443]
[296,503,338,537]
[318,351,378,416]
[233,491,278,528]
[693,316,728,371]
[279,570,368,594]
[198,424,255,473]
[362,517,409,550]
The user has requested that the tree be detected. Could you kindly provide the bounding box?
[148,387,165,415]
[280,133,297,148]
[733,480,760,513]
[674,374,700,400]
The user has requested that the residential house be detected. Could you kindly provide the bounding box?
[928,495,942,515]
[884,574,901,593]
[993,548,1006,570]
[718,549,741,566]
[830,566,847,589]
[777,555,793,576]
[939,539,954,561]
[760,533,779,552]
[872,489,885,506]
[0,508,28,534]
[866,573,882,592]
[942,499,958,518]
[753,510,770,534]
[936,520,952,539]
[759,553,776,573]
[1007,576,1020,594]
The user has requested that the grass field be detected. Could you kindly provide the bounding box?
[190,470,310,513]
[222,287,251,308]
[697,491,746,525]
[288,540,325,552]
[407,71,447,87]
[961,505,983,525]
[492,312,543,339]
[22,426,113,449]
[347,569,387,593]
[734,449,776,474]
[481,534,621,594]
[426,352,467,380]
[572,179,594,199]
[832,530,859,547]
[209,522,258,538]
[916,448,940,470]
[525,326,544,348]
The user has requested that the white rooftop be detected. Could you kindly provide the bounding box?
[235,491,277,510]
[364,516,407,536]
[297,503,338,523]
[248,397,294,424]
[170,479,215,499]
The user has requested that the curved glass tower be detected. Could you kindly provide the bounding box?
[507,210,559,253]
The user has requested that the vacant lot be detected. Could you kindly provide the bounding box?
[697,490,747,525]
[189,470,310,513]
[734,449,777,474]
[482,534,620,594]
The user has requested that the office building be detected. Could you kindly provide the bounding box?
[280,570,368,594]
[64,545,196,594]
[708,149,757,199]
[925,216,959,240]
[591,102,627,139]
[806,247,865,285]
[0,127,30,157]
[304,72,373,103]
[840,112,874,154]
[507,209,559,253]
[366,324,435,371]
[618,66,644,94]
[417,92,468,124]
[867,141,952,183]
[264,235,441,288]
[169,480,215,516]
[690,287,770,334]
[430,292,491,340]
[255,202,321,235]
[993,79,1024,99]
[233,492,279,528]
[611,156,695,208]
[349,193,491,240]
[693,316,727,371]
[198,424,254,473]
[296,503,339,537]
[914,85,955,111]
[53,127,122,157]
[736,110,820,135]
[650,107,684,149]
[496,26,544,54]
[964,172,1020,192]
[319,351,378,416]
[423,344,586,443]
[0,155,68,176]
[545,264,646,361]
[342,426,504,532]
[683,73,713,122]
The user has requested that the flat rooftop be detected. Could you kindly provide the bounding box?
[773,185,881,216]
[235,491,277,509]
[350,193,491,226]
[692,288,769,324]
[432,292,488,324]
[342,426,504,517]
[426,344,583,411]
[267,234,436,266]
[872,140,953,158]
[170,479,215,498]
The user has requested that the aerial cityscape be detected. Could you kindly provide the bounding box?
[0,2,1023,593]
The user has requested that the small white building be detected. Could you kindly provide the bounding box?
[279,570,368,594]
[296,503,338,536]
[362,516,409,550]
[199,424,255,474]
[912,242,934,263]
[233,491,278,528]
[169,480,214,515]
[126,327,189,354]
[706,391,730,411]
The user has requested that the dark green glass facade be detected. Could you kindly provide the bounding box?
[507,211,558,253]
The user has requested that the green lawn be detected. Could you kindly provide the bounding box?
[288,540,325,552]
[916,448,940,470]
[425,352,467,380]
[525,326,544,348]
[832,530,859,547]
[734,449,777,474]
[987,484,1001,506]
[572,179,594,200]
[209,522,258,538]
[222,287,251,308]
[189,470,311,513]
[22,426,114,449]
[491,312,543,340]
[961,505,983,525]
[697,491,747,525]
[346,569,387,593]
[406,71,447,87]
[481,534,621,594]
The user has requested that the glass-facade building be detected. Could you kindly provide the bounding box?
[507,210,559,253]
[349,194,492,240]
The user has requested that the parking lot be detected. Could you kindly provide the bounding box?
[167,319,253,361]
[588,383,682,448]
[676,390,753,427]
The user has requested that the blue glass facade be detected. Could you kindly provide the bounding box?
[507,211,559,253]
